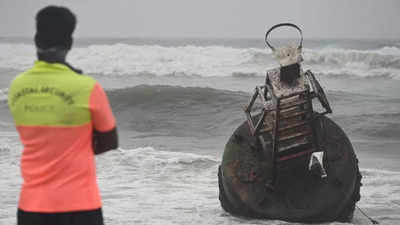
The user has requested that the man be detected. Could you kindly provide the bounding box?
[8,6,118,225]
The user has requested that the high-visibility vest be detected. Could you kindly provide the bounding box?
[8,60,115,212]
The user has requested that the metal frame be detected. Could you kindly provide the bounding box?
[244,69,332,184]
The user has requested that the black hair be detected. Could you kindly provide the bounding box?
[34,6,76,50]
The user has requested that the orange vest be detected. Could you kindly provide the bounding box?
[8,61,116,212]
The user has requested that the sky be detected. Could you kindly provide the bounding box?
[0,0,399,39]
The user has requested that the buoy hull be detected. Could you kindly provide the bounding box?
[219,115,361,223]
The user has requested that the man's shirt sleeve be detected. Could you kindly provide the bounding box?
[89,82,116,132]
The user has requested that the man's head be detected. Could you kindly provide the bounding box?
[35,6,76,51]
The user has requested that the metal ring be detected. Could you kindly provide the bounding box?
[265,23,303,51]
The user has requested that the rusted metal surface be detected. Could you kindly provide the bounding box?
[219,115,361,222]
[244,66,332,168]
[219,23,360,223]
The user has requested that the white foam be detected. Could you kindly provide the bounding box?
[0,43,270,77]
[358,168,400,210]
[0,138,23,225]
[303,47,400,79]
[1,43,399,80]
[374,46,400,56]
[1,143,399,224]
[95,147,224,225]
[71,44,272,77]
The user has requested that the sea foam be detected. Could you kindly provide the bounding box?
[1,43,400,79]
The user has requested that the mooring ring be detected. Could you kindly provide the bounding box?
[265,23,303,51]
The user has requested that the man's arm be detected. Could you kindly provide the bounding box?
[90,82,118,154]
[93,127,118,155]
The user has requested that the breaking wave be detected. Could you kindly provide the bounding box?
[1,43,400,79]
[99,147,219,170]
[107,85,249,138]
[107,85,400,142]
[303,46,400,79]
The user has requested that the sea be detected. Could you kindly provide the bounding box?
[0,37,399,225]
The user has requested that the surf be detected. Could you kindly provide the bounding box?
[1,43,400,79]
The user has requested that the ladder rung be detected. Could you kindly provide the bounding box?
[280,104,310,115]
[280,99,308,110]
[279,129,311,141]
[279,121,308,132]
[259,120,310,134]
[278,139,312,152]
[281,111,308,120]
[279,90,309,99]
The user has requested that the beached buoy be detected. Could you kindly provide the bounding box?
[218,23,361,223]
[218,114,361,222]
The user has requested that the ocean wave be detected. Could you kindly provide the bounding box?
[375,46,400,55]
[107,85,400,140]
[107,85,249,109]
[231,72,259,78]
[303,47,400,79]
[332,111,400,140]
[316,70,400,79]
[108,85,249,137]
[120,147,218,165]
[96,147,219,176]
[1,43,400,79]
[361,168,400,176]
[359,168,400,210]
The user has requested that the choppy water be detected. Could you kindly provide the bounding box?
[0,37,400,225]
